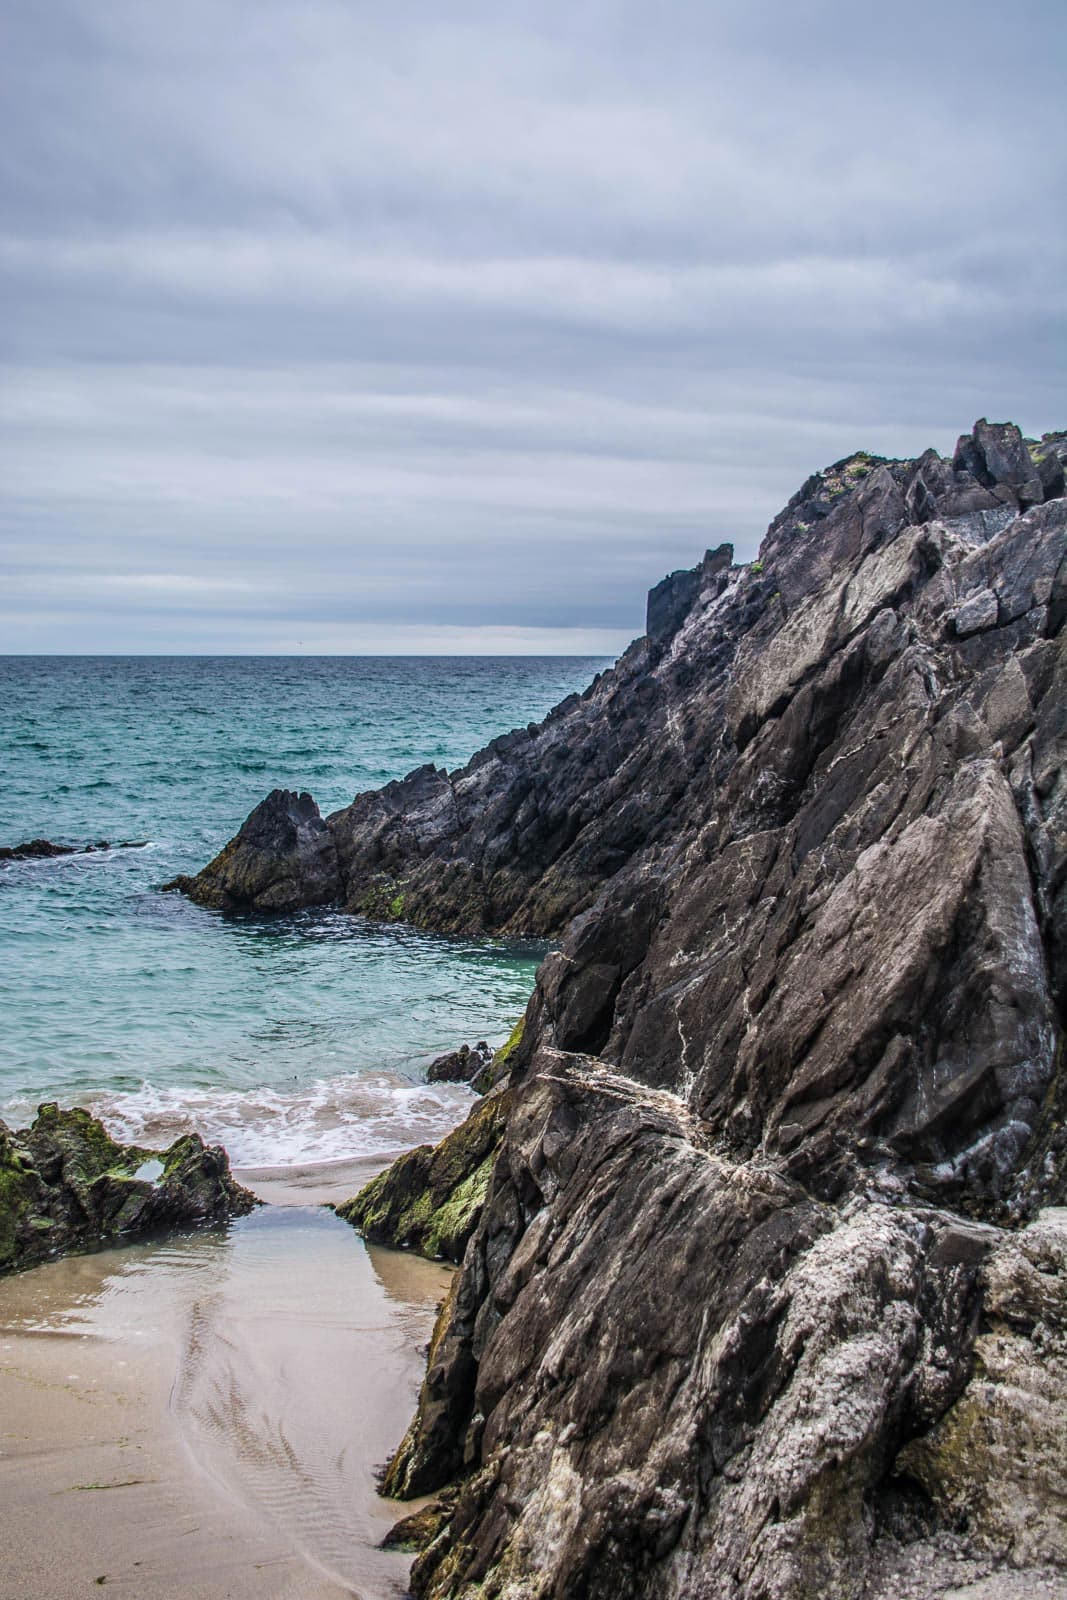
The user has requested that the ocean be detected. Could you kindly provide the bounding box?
[0,656,607,1167]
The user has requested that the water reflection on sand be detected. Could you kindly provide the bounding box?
[0,1184,452,1600]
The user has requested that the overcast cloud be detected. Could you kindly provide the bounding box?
[2,0,1064,653]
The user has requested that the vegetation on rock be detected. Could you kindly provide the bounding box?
[336,1089,510,1264]
[0,1103,256,1274]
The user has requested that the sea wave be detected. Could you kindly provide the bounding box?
[2,1072,475,1169]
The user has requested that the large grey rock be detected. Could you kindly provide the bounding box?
[953,587,998,635]
[176,419,1067,1595]
[165,787,340,912]
[392,1058,995,1599]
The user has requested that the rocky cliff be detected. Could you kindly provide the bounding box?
[177,420,1067,1597]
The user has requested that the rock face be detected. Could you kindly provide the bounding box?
[898,1207,1067,1569]
[0,1103,257,1274]
[181,420,1067,1595]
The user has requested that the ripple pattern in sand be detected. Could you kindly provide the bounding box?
[170,1206,451,1598]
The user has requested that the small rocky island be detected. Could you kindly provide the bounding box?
[175,421,1067,1599]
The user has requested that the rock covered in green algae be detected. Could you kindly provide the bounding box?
[0,1103,257,1275]
[336,1089,510,1264]
[469,1016,524,1095]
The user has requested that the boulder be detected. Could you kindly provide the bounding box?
[426,1042,492,1086]
[0,1103,257,1275]
[164,788,340,912]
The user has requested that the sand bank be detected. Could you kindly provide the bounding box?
[0,1161,451,1600]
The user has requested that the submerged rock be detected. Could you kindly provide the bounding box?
[0,838,79,860]
[427,1042,493,1086]
[184,418,1067,1595]
[0,838,148,862]
[0,1103,257,1275]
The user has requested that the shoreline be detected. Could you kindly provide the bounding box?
[0,1154,452,1600]
[234,1151,404,1207]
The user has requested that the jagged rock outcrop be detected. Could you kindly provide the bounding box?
[163,788,338,911]
[180,420,1067,1596]
[0,1103,257,1274]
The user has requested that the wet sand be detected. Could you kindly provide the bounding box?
[0,1163,452,1600]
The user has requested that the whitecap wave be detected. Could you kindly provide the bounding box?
[9,1072,476,1169]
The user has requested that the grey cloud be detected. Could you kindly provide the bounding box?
[1,0,1064,652]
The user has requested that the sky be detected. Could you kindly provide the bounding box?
[1,0,1064,655]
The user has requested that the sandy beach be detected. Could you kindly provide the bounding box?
[0,1160,451,1600]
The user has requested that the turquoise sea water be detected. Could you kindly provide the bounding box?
[0,657,607,1165]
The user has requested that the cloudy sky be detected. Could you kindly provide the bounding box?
[2,0,1064,654]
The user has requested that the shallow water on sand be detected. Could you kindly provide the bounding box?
[0,1185,452,1600]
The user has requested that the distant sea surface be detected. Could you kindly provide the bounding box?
[0,657,608,1165]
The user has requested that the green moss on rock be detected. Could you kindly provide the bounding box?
[470,1014,525,1095]
[381,1491,458,1552]
[352,875,413,922]
[0,1131,39,1269]
[0,1105,257,1276]
[337,1090,511,1264]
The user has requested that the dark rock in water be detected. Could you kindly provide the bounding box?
[181,418,1067,1595]
[0,838,78,861]
[163,788,340,911]
[426,1042,492,1086]
[336,1089,510,1264]
[0,1103,257,1275]
[0,838,149,862]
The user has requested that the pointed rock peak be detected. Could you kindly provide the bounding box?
[646,544,735,649]
[953,419,1043,507]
